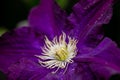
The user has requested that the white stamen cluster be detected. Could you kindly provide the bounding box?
[36,32,78,70]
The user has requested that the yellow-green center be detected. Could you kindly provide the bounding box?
[55,47,68,61]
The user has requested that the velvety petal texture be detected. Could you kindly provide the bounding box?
[67,0,113,44]
[0,0,120,80]
[7,58,52,80]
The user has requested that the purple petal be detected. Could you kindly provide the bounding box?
[70,57,120,80]
[0,27,44,73]
[67,0,113,43]
[73,37,120,79]
[28,0,67,38]
[24,57,120,80]
[92,38,120,67]
[7,58,51,80]
[77,37,120,67]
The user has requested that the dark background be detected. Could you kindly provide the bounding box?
[104,0,120,47]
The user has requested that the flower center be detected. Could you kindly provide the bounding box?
[55,47,68,61]
[35,32,78,70]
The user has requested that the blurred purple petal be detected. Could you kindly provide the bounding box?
[11,57,120,80]
[0,27,44,73]
[28,0,67,38]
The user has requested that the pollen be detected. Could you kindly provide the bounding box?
[35,32,78,71]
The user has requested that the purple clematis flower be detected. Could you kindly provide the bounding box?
[0,0,120,80]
